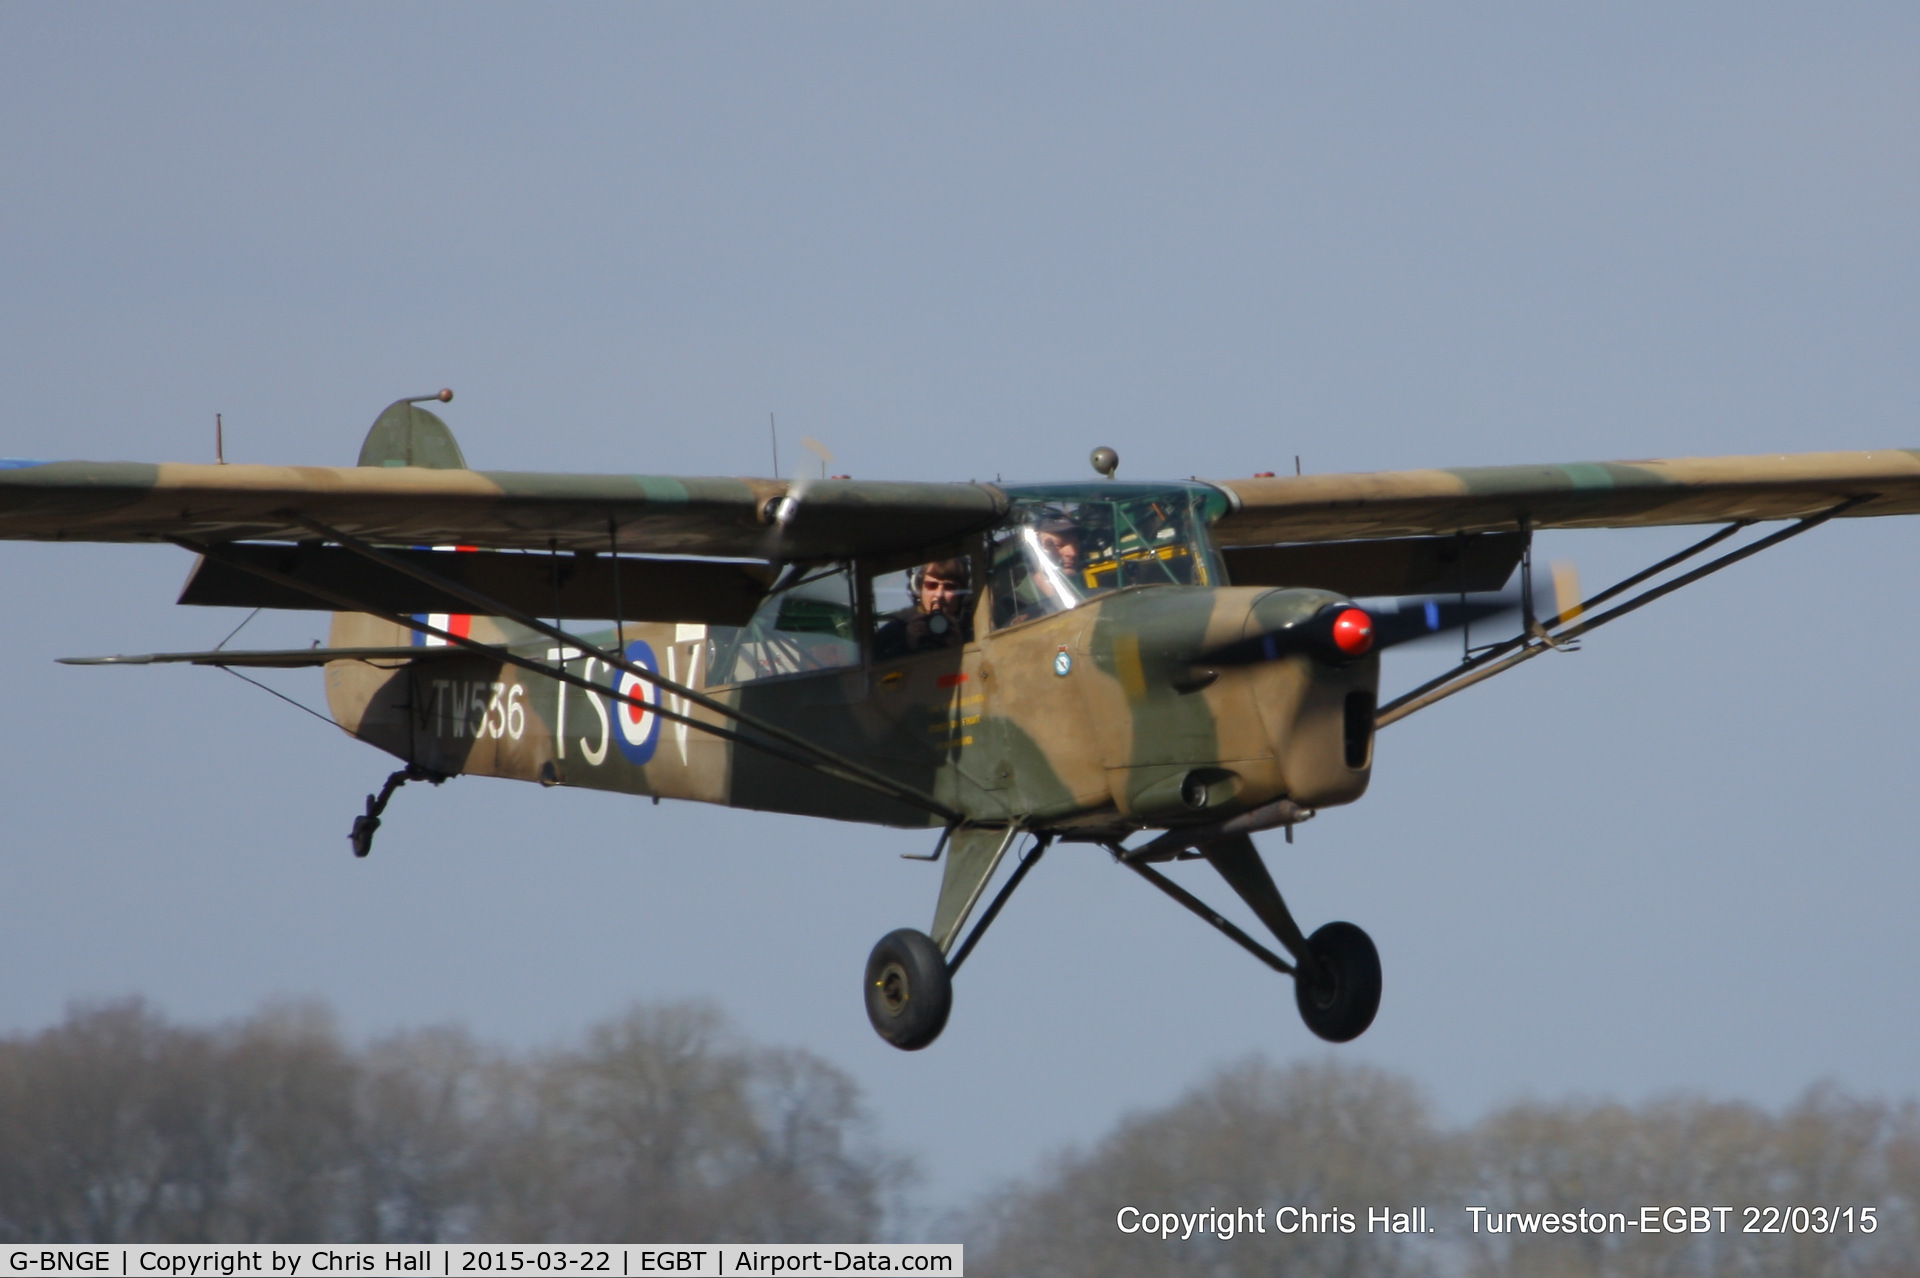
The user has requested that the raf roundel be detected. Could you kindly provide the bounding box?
[612,639,664,765]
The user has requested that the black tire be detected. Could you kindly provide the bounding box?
[1293,921,1381,1043]
[864,928,952,1051]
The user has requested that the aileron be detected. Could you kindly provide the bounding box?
[0,461,1005,561]
[1211,449,1920,544]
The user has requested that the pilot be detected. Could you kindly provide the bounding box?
[993,512,1090,627]
[874,557,970,659]
[1036,514,1085,579]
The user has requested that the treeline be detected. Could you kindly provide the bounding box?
[968,1059,1920,1277]
[0,1000,889,1242]
[1,1002,1915,1277]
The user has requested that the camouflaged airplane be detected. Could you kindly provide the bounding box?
[9,392,1920,1050]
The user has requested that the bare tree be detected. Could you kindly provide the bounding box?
[471,1004,894,1241]
[5,998,1913,1270]
[348,1026,487,1242]
[733,1046,894,1241]
[969,1058,1448,1278]
[1465,1094,1775,1278]
[0,1000,179,1241]
[0,998,891,1244]
[972,1064,1920,1278]
[1767,1085,1910,1278]
[214,1000,359,1241]
[1464,1086,1919,1278]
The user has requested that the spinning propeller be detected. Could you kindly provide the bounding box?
[1202,561,1579,667]
[759,438,837,566]
[760,476,812,565]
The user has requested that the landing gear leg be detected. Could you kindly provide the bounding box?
[865,830,1050,1051]
[1200,834,1380,1042]
[349,764,443,858]
[1120,833,1382,1042]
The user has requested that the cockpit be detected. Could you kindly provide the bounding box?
[702,481,1230,687]
[987,481,1228,628]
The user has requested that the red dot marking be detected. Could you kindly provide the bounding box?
[619,676,649,724]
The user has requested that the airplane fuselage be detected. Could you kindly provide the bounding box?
[325,583,1378,839]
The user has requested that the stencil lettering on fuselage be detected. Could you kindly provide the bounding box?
[427,679,524,741]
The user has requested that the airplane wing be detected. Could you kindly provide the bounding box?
[57,645,473,668]
[0,460,1004,560]
[1208,450,1920,545]
[8,448,1920,564]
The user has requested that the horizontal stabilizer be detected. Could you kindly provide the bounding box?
[178,543,771,624]
[58,644,494,668]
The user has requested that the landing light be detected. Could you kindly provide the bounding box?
[1331,608,1374,656]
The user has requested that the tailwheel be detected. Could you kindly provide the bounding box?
[1293,921,1381,1043]
[347,764,443,858]
[864,928,952,1051]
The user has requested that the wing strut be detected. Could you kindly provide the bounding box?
[1376,496,1870,729]
[172,533,965,825]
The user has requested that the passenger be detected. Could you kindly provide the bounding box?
[873,557,970,660]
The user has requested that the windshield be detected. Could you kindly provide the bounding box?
[986,482,1228,628]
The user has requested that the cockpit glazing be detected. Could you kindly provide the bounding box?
[988,482,1229,629]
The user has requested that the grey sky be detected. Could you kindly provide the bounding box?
[1,5,1916,1208]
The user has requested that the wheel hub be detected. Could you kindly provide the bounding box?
[1302,959,1337,1009]
[875,961,910,1016]
[863,927,955,1051]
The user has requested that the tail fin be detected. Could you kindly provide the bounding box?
[328,392,470,657]
[356,391,467,469]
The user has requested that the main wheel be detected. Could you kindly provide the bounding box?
[1293,921,1381,1043]
[864,928,952,1051]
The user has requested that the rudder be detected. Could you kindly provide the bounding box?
[327,392,473,727]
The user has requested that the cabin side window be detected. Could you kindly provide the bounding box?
[704,565,859,686]
[869,555,976,662]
